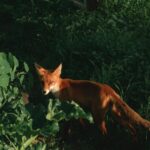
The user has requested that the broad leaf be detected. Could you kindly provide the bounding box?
[23,62,29,72]
[0,74,9,89]
[0,53,11,74]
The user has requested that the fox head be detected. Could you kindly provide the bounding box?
[35,63,62,95]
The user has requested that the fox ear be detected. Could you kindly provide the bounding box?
[34,63,47,76]
[53,63,62,76]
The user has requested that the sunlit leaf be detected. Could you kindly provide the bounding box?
[0,74,9,89]
[23,62,29,72]
[0,53,11,74]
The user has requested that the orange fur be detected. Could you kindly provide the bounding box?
[35,63,150,139]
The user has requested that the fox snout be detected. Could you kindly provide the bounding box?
[42,88,50,95]
[40,82,51,95]
[42,84,56,95]
[42,90,48,95]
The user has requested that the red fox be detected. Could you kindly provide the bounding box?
[35,63,150,139]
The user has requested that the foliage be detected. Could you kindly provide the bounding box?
[0,0,150,149]
[0,53,48,149]
[46,99,93,123]
[0,52,31,149]
[0,52,92,149]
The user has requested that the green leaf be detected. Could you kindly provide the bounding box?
[20,135,38,150]
[10,73,15,81]
[0,89,3,103]
[19,75,25,84]
[8,52,19,73]
[12,55,19,72]
[13,87,19,95]
[48,121,59,135]
[0,74,9,89]
[8,53,14,69]
[53,111,66,121]
[0,53,11,74]
[46,113,53,121]
[23,62,29,72]
[36,144,47,150]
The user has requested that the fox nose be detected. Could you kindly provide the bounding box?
[42,90,47,95]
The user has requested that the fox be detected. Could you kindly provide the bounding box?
[35,63,150,139]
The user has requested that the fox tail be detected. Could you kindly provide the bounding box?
[111,92,150,136]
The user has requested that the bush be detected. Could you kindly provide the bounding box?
[0,52,93,149]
